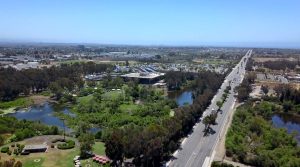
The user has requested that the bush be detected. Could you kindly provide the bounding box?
[95,131,102,140]
[51,144,55,148]
[1,146,9,153]
[7,150,12,155]
[211,161,234,167]
[11,144,15,147]
[13,149,19,155]
[57,140,75,149]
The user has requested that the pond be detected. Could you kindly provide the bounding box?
[272,113,300,143]
[8,102,74,132]
[168,89,193,107]
[8,102,102,134]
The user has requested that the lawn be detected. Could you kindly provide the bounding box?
[0,148,80,167]
[0,141,106,167]
[22,157,45,167]
[80,142,107,167]
[93,142,106,155]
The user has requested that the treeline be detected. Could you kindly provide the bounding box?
[165,71,224,91]
[0,116,59,146]
[104,71,224,166]
[274,84,300,104]
[257,60,299,70]
[235,72,256,102]
[264,84,300,114]
[164,71,196,90]
[0,62,112,101]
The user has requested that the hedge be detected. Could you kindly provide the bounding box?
[1,147,9,153]
[57,140,75,149]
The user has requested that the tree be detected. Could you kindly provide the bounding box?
[203,113,218,133]
[216,101,223,111]
[155,55,162,59]
[0,135,4,146]
[261,85,269,95]
[79,133,95,159]
[203,116,211,131]
[283,101,293,113]
[105,129,124,166]
[14,161,22,167]
[48,81,63,100]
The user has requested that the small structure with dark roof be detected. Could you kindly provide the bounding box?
[23,144,48,153]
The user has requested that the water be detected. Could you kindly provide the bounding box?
[272,114,300,143]
[8,102,101,134]
[168,89,193,107]
[8,102,73,132]
[89,127,101,134]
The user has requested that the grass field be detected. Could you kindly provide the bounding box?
[0,139,106,167]
[0,148,79,167]
[93,142,106,155]
[22,157,45,167]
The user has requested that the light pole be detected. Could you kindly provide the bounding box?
[62,118,66,141]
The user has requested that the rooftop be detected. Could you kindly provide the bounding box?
[121,72,165,79]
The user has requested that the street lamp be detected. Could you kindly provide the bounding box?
[62,118,66,141]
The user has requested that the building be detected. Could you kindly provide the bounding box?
[121,72,165,84]
[23,144,48,153]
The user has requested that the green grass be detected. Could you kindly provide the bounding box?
[55,149,80,167]
[93,142,106,155]
[103,90,122,100]
[23,157,45,167]
[0,97,32,114]
[119,103,139,112]
[80,142,107,167]
[0,107,17,115]
[38,91,52,97]
[78,94,94,103]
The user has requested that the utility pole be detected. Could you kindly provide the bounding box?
[62,118,66,141]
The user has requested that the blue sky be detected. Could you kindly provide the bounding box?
[0,0,299,47]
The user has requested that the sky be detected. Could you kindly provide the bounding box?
[0,0,300,48]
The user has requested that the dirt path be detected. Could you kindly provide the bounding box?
[29,95,55,105]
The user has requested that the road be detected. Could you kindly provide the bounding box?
[167,49,252,167]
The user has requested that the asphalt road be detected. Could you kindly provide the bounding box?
[167,50,252,167]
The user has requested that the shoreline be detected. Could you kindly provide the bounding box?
[0,95,56,116]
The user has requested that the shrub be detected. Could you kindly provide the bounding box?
[212,161,234,167]
[11,144,15,147]
[51,144,55,148]
[13,149,19,155]
[1,147,9,153]
[7,150,12,155]
[57,140,75,149]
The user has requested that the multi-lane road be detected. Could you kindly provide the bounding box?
[167,50,252,167]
